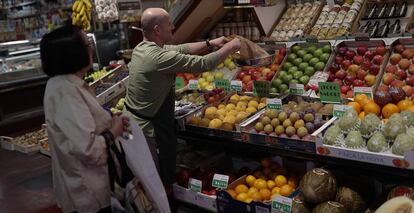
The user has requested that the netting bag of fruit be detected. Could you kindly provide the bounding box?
[95,0,119,22]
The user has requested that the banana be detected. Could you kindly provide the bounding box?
[79,5,85,15]
[72,18,77,25]
[76,13,81,22]
[85,10,91,20]
[76,0,83,13]
[81,14,88,23]
[82,0,92,10]
[72,1,79,12]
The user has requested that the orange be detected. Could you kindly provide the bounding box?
[279,184,294,196]
[287,176,298,188]
[382,103,400,118]
[397,99,413,111]
[247,187,258,197]
[406,105,414,113]
[235,184,249,194]
[347,102,361,113]
[271,187,281,195]
[267,180,276,189]
[249,191,262,201]
[354,94,369,107]
[358,111,366,120]
[259,188,272,200]
[236,192,249,202]
[261,158,272,168]
[363,101,381,115]
[227,189,237,199]
[254,179,268,190]
[245,175,256,187]
[274,175,287,187]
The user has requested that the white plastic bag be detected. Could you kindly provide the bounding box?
[118,118,171,213]
[95,0,119,22]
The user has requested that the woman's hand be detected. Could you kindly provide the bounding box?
[109,113,129,138]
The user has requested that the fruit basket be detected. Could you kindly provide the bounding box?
[2,128,48,154]
[240,95,333,153]
[270,41,334,96]
[90,65,125,89]
[183,93,266,140]
[323,39,389,99]
[314,108,414,170]
[96,73,129,105]
[233,44,287,93]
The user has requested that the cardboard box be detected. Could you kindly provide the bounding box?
[173,183,217,212]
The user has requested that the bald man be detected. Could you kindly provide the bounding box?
[123,8,240,188]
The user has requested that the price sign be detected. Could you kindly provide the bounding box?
[289,84,305,96]
[188,80,199,90]
[175,77,185,89]
[230,80,243,92]
[253,81,270,97]
[211,174,229,189]
[189,178,202,192]
[333,104,353,117]
[214,79,230,91]
[305,36,318,43]
[354,33,370,42]
[271,196,293,213]
[353,87,373,98]
[267,98,282,110]
[318,82,341,103]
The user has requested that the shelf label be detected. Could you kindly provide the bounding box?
[175,77,185,89]
[188,80,199,90]
[189,178,202,192]
[211,174,229,189]
[353,33,370,42]
[333,104,353,117]
[267,98,282,110]
[305,36,318,43]
[289,83,305,96]
[271,196,293,213]
[230,80,243,92]
[253,81,270,97]
[318,82,341,103]
[214,79,230,91]
[353,87,373,98]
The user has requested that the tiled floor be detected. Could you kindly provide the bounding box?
[0,149,60,213]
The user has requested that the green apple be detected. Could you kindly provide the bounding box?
[313,49,323,58]
[303,54,313,62]
[304,67,315,76]
[322,44,331,53]
[288,53,297,62]
[299,76,310,84]
[309,57,320,66]
[283,62,293,70]
[293,58,303,66]
[314,61,325,70]
[298,62,309,71]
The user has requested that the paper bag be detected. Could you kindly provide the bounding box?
[228,35,269,60]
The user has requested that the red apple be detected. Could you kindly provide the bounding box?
[389,53,402,65]
[399,59,411,70]
[345,50,357,60]
[242,75,252,84]
[338,47,349,56]
[402,85,414,96]
[266,71,275,81]
[377,84,390,92]
[345,74,356,85]
[406,75,414,86]
[382,73,395,85]
[335,56,344,65]
[390,79,406,88]
[333,78,344,86]
[361,60,372,70]
[357,45,369,56]
[341,85,351,94]
[402,49,414,59]
[372,55,384,65]
[335,70,347,80]
[408,64,414,75]
[328,73,335,81]
[386,64,398,74]
[238,72,246,79]
[364,74,376,86]
[357,69,367,80]
[353,79,364,86]
[329,63,341,73]
[353,55,364,65]
[346,90,354,98]
[394,44,406,54]
[396,69,407,80]
[341,60,352,70]
[364,50,375,60]
[376,46,386,56]
[348,64,360,75]
[369,64,381,75]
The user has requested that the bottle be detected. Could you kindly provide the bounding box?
[360,21,371,33]
[367,4,377,19]
[378,20,390,37]
[391,19,401,34]
[369,21,380,37]
[388,3,397,18]
[377,4,387,18]
[398,2,407,17]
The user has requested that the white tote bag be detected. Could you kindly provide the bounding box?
[117,118,171,213]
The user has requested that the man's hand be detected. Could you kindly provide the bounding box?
[210,36,227,48]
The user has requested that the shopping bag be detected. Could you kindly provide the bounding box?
[118,118,171,213]
[227,35,269,60]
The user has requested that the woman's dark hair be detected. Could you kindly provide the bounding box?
[40,25,90,77]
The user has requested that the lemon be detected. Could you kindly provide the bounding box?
[246,107,258,114]
[218,104,226,109]
[217,109,227,116]
[258,103,266,109]
[248,100,259,109]
[225,103,236,111]
[208,118,222,129]
[245,175,256,187]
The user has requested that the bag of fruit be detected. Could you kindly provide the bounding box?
[228,35,269,60]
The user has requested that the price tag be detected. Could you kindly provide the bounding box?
[230,80,243,92]
[271,196,293,213]
[189,178,202,192]
[175,77,185,89]
[353,87,373,98]
[318,82,341,103]
[353,33,370,42]
[211,174,229,189]
[289,37,303,42]
[289,84,305,96]
[267,98,282,110]
[214,79,230,91]
[253,81,270,97]
[188,80,199,90]
[333,104,353,117]
[305,36,318,43]
[308,72,329,87]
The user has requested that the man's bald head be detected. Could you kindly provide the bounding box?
[141,8,170,35]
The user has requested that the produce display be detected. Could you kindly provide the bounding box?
[110,97,125,114]
[71,0,92,31]
[85,68,109,83]
[271,44,332,94]
[226,158,297,203]
[248,98,331,140]
[235,48,286,92]
[310,0,363,40]
[187,94,266,131]
[8,128,47,148]
[270,2,322,41]
[326,43,387,98]
[175,90,226,117]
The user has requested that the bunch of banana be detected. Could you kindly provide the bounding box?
[72,0,92,31]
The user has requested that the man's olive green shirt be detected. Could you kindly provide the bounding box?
[124,40,220,137]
